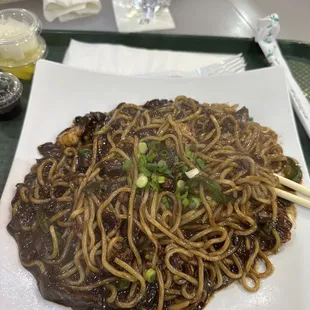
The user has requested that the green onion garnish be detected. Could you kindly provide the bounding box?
[123,159,132,172]
[185,145,195,161]
[147,151,157,162]
[139,166,151,177]
[118,279,130,290]
[158,160,168,173]
[176,189,188,200]
[139,142,148,155]
[161,150,169,159]
[185,148,192,158]
[145,268,156,283]
[150,141,160,150]
[189,197,201,209]
[145,162,158,172]
[136,175,148,188]
[158,160,167,168]
[196,158,206,170]
[182,197,189,207]
[78,148,90,156]
[138,154,147,166]
[162,196,170,209]
[181,165,189,173]
[177,180,185,190]
[157,176,166,184]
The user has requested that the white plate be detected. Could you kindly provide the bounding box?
[0,60,309,310]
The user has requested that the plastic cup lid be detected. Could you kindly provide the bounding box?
[0,71,23,109]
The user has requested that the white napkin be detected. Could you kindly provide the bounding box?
[255,13,310,138]
[43,0,102,22]
[112,0,175,33]
[63,39,232,76]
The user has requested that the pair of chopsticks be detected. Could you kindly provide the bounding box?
[274,174,310,209]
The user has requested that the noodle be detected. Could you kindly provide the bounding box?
[7,96,299,310]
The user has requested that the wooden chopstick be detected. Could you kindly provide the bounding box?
[275,174,310,197]
[275,188,310,209]
[274,173,310,209]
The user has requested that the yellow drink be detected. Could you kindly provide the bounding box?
[0,9,47,80]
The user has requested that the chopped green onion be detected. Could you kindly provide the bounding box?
[185,168,200,179]
[283,157,303,183]
[157,176,166,184]
[78,148,90,156]
[139,166,151,177]
[150,174,161,192]
[161,150,169,159]
[203,179,228,204]
[149,180,159,192]
[189,197,201,209]
[139,142,148,155]
[164,202,170,209]
[150,141,160,150]
[158,160,167,168]
[181,165,189,173]
[151,173,158,181]
[138,155,147,167]
[177,180,185,190]
[147,151,157,162]
[185,145,192,157]
[145,268,156,283]
[145,162,158,172]
[186,177,228,204]
[176,189,188,200]
[136,175,148,188]
[196,158,206,170]
[118,279,130,290]
[182,198,189,207]
[164,169,173,178]
[123,159,132,172]
[162,196,170,209]
[158,160,168,174]
[157,162,167,174]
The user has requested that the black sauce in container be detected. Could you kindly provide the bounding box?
[0,72,23,114]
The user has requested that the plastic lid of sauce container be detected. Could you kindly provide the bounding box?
[0,71,23,114]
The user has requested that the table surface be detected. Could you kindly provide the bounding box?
[1,0,310,41]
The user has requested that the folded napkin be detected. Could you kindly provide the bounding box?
[63,39,231,76]
[255,13,310,138]
[43,0,102,22]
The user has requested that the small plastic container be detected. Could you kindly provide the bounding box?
[0,72,23,114]
[0,8,48,80]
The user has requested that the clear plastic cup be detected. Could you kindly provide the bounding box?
[0,8,48,80]
[0,71,23,114]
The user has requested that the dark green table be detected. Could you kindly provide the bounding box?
[0,31,309,196]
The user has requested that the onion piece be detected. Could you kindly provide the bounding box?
[185,168,199,179]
